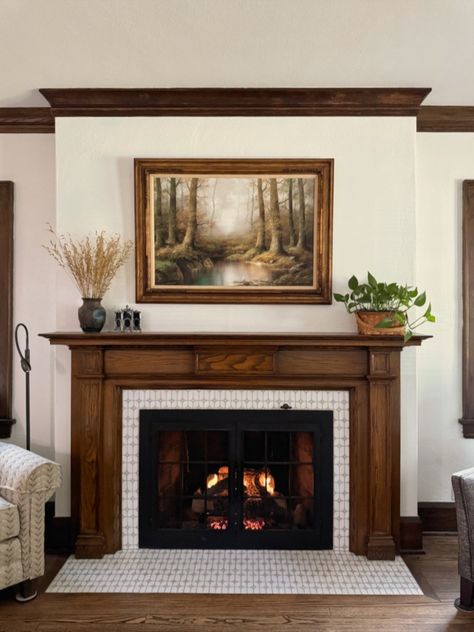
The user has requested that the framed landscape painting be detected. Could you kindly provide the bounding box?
[134,159,333,303]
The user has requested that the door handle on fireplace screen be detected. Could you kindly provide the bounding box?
[233,465,239,495]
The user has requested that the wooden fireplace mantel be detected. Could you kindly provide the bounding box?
[40,331,428,561]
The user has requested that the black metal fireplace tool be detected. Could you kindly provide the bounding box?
[14,323,31,451]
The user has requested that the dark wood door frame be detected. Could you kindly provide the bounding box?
[460,181,474,437]
[0,182,15,438]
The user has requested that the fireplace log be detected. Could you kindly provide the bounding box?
[206,478,229,496]
[293,502,309,528]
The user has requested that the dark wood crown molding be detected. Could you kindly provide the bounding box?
[39,88,431,117]
[417,106,474,132]
[7,92,474,133]
[0,108,54,133]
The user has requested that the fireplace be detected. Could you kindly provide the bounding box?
[41,331,428,559]
[139,409,333,549]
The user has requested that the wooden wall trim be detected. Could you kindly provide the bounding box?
[460,181,474,438]
[418,502,457,532]
[0,108,54,133]
[0,182,15,438]
[39,88,431,117]
[417,106,474,132]
[45,502,74,553]
[400,516,423,552]
[2,94,474,132]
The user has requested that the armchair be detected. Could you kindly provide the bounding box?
[452,467,474,611]
[0,442,61,600]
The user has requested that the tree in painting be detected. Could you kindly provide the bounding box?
[152,176,316,287]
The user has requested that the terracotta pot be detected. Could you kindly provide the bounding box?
[355,311,405,336]
[78,298,106,333]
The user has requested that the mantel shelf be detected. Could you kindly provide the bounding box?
[40,331,430,349]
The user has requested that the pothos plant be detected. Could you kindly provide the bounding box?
[334,272,435,342]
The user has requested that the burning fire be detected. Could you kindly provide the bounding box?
[207,473,219,489]
[205,467,278,532]
[257,471,275,495]
[243,518,265,531]
[218,466,228,480]
[209,518,265,531]
[209,519,228,530]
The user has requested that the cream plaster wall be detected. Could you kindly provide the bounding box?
[1,0,474,105]
[416,134,474,502]
[53,116,418,516]
[0,134,56,458]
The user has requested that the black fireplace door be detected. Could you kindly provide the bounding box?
[139,409,333,549]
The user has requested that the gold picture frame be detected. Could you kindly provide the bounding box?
[135,159,333,304]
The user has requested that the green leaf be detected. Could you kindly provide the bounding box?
[333,293,345,302]
[414,291,426,307]
[404,330,414,343]
[367,272,377,288]
[426,314,436,323]
[394,312,406,325]
[348,275,359,291]
[375,317,395,328]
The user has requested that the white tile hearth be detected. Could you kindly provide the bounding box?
[122,389,350,550]
[47,550,422,595]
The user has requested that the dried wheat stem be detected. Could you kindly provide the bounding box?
[44,225,133,298]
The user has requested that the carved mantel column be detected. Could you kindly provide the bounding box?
[71,346,106,559]
[367,350,401,560]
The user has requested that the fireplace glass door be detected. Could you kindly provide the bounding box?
[139,410,333,549]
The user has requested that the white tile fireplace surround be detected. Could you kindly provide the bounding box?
[121,389,350,551]
[47,388,421,595]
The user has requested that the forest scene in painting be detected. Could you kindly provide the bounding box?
[151,175,316,288]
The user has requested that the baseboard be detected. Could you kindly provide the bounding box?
[400,516,423,553]
[0,417,15,438]
[45,501,74,553]
[418,502,457,532]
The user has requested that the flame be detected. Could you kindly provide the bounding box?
[207,473,218,489]
[218,466,228,480]
[243,470,254,489]
[258,471,275,495]
[209,519,228,530]
[243,518,265,531]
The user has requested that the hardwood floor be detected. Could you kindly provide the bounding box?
[0,536,472,631]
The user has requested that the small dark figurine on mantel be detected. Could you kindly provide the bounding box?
[115,305,141,333]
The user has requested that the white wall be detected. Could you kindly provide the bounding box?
[2,1,474,105]
[1,125,466,513]
[416,134,474,502]
[0,134,56,458]
[53,116,419,515]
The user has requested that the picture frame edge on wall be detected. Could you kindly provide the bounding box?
[134,158,334,304]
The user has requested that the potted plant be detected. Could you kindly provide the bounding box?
[45,227,133,333]
[334,272,435,342]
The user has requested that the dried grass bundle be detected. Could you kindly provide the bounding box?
[44,226,133,298]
